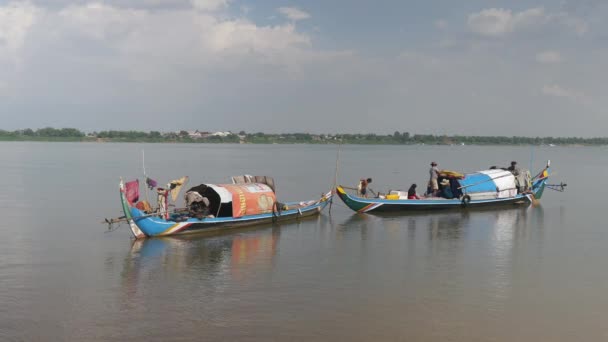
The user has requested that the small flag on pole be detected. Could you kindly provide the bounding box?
[145,177,158,190]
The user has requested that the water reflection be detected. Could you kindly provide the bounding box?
[337,214,372,241]
[121,227,281,302]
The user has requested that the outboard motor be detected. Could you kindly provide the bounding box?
[185,191,210,219]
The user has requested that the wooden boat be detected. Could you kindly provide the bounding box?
[337,161,554,213]
[118,175,332,239]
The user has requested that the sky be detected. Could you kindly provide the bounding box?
[0,0,606,136]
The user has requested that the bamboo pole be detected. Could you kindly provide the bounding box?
[329,142,342,215]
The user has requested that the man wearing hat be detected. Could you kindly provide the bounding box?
[429,162,439,197]
[440,178,454,199]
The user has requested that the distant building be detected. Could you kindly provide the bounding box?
[186,130,214,139]
[211,131,232,137]
[187,130,203,139]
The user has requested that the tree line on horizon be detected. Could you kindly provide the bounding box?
[0,127,607,145]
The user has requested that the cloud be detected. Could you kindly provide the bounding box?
[191,0,229,11]
[278,7,310,21]
[468,7,587,37]
[434,19,448,30]
[542,84,590,105]
[536,50,562,64]
[0,0,351,132]
[0,1,338,80]
[0,1,39,65]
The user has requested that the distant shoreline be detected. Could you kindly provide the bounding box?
[1,128,606,146]
[0,137,598,147]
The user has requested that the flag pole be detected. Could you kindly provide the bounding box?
[142,149,150,205]
[329,140,342,215]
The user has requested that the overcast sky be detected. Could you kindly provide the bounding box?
[0,0,606,136]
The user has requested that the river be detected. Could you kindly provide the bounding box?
[0,142,604,341]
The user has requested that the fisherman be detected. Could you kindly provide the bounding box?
[507,161,521,177]
[407,184,421,199]
[429,162,439,197]
[358,178,373,198]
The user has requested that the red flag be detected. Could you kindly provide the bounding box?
[125,180,140,204]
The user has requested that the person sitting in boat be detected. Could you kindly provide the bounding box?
[429,162,440,197]
[440,179,454,199]
[407,184,421,199]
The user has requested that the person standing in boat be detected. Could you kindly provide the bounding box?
[358,178,373,197]
[429,162,439,197]
[507,161,519,175]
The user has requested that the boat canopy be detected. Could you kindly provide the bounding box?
[458,169,517,199]
[186,183,276,218]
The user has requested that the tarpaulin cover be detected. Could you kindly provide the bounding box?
[459,170,516,196]
[458,173,496,193]
[221,183,276,218]
[207,184,233,203]
[480,170,517,198]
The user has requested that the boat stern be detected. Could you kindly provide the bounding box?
[531,161,551,200]
[119,179,147,239]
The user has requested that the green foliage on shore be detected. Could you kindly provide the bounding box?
[0,127,607,145]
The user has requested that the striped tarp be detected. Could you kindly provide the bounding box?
[458,170,517,199]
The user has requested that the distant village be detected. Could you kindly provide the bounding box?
[183,130,233,139]
[175,130,339,143]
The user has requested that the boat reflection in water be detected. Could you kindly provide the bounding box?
[121,226,281,301]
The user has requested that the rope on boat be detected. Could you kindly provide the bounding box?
[461,195,471,208]
[272,201,282,223]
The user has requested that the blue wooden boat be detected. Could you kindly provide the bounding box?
[337,161,553,213]
[118,176,332,239]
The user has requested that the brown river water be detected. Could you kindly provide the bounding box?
[0,142,604,341]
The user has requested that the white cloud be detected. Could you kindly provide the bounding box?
[468,8,544,36]
[0,0,356,125]
[542,84,590,105]
[468,7,587,37]
[191,0,229,12]
[434,19,448,30]
[0,1,337,79]
[278,7,310,21]
[0,1,39,64]
[536,50,562,64]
